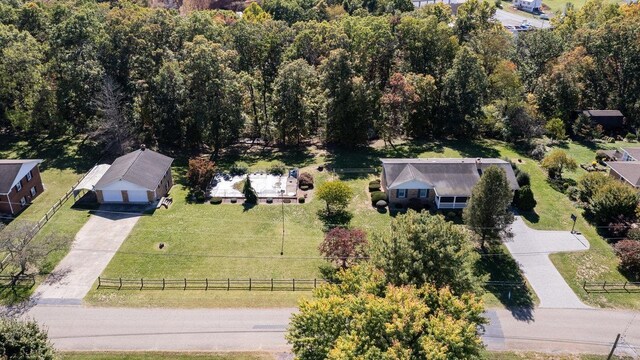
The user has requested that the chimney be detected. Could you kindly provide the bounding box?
[140,144,146,151]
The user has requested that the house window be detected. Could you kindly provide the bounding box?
[397,189,407,198]
[440,196,455,203]
[20,197,26,207]
[26,170,33,182]
[419,189,428,198]
[30,187,37,197]
[15,181,22,192]
[456,196,468,203]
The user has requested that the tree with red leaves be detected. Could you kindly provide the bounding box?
[186,157,215,191]
[319,227,368,269]
[379,72,418,148]
[614,240,640,280]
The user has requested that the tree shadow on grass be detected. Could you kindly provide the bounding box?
[478,246,535,322]
[520,210,540,224]
[0,133,100,173]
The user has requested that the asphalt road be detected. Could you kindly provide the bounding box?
[23,305,640,356]
[494,9,551,28]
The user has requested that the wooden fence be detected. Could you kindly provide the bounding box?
[0,274,36,288]
[583,281,640,293]
[97,277,528,292]
[0,168,93,272]
[97,277,329,291]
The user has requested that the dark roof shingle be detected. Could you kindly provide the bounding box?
[95,149,173,190]
[0,160,42,194]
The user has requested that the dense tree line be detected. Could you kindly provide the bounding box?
[1,0,639,153]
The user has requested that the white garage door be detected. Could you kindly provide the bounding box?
[102,190,123,202]
[127,190,149,203]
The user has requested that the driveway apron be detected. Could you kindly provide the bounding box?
[504,217,590,309]
[34,211,140,304]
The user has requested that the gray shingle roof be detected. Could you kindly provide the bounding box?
[622,148,640,161]
[381,158,519,196]
[582,110,624,118]
[95,149,173,191]
[0,160,42,194]
[605,161,640,187]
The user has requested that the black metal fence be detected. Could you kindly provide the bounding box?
[583,281,640,293]
[97,277,329,291]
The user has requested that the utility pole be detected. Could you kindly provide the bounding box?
[280,189,285,255]
[607,333,620,360]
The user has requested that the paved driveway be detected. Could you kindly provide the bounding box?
[504,217,590,309]
[33,211,140,304]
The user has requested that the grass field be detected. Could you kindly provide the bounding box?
[59,353,274,360]
[0,134,98,304]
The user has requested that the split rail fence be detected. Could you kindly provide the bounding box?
[583,281,640,293]
[97,277,329,291]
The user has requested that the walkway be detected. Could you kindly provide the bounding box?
[505,217,590,309]
[20,305,639,356]
[33,211,140,304]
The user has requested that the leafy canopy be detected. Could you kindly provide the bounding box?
[287,265,486,360]
[463,165,514,249]
[371,211,485,295]
[316,180,353,213]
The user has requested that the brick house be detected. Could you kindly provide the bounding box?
[94,146,173,204]
[380,158,519,209]
[0,159,44,216]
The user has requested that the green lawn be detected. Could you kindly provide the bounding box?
[85,147,393,307]
[0,134,98,304]
[484,350,628,359]
[59,352,274,360]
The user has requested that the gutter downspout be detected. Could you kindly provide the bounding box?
[5,188,14,214]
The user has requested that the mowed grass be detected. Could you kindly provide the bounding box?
[59,352,274,360]
[0,134,97,304]
[86,151,393,307]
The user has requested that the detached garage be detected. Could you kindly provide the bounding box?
[94,145,174,204]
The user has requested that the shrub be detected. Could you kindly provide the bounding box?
[268,162,286,175]
[608,219,629,238]
[626,133,637,142]
[0,318,55,360]
[369,179,381,185]
[614,240,640,279]
[186,157,215,191]
[516,171,530,187]
[628,227,640,241]
[368,183,381,192]
[566,186,580,201]
[298,197,305,203]
[375,200,387,208]
[595,150,610,163]
[300,184,310,191]
[230,161,249,175]
[266,197,273,204]
[283,198,292,204]
[590,181,639,225]
[395,203,403,209]
[210,197,222,204]
[298,172,314,188]
[577,172,611,202]
[408,198,423,211]
[230,198,237,203]
[515,185,537,211]
[445,211,458,221]
[370,191,387,206]
[194,189,206,203]
[530,144,546,160]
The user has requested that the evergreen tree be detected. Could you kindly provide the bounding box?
[463,165,514,250]
[243,176,258,204]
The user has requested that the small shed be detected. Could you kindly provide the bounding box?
[582,110,625,131]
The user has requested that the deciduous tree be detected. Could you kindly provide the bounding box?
[316,180,353,214]
[287,265,485,360]
[0,318,55,360]
[186,157,215,191]
[541,149,577,179]
[371,211,484,294]
[318,227,368,268]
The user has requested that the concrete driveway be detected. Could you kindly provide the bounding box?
[33,211,140,304]
[504,217,590,309]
